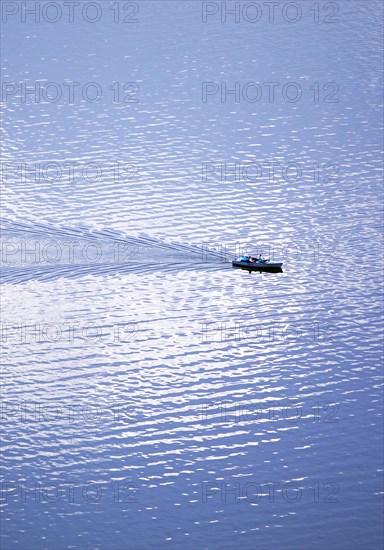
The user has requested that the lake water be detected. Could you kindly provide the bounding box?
[1,1,383,549]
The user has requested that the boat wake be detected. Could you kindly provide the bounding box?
[0,220,229,284]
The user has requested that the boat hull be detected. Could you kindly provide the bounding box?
[232,260,283,272]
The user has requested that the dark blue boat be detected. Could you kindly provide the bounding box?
[232,258,283,271]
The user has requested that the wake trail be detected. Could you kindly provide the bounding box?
[1,220,231,284]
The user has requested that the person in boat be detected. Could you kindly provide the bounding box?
[240,255,255,262]
[257,254,268,263]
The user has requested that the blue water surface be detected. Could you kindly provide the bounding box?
[1,1,383,549]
